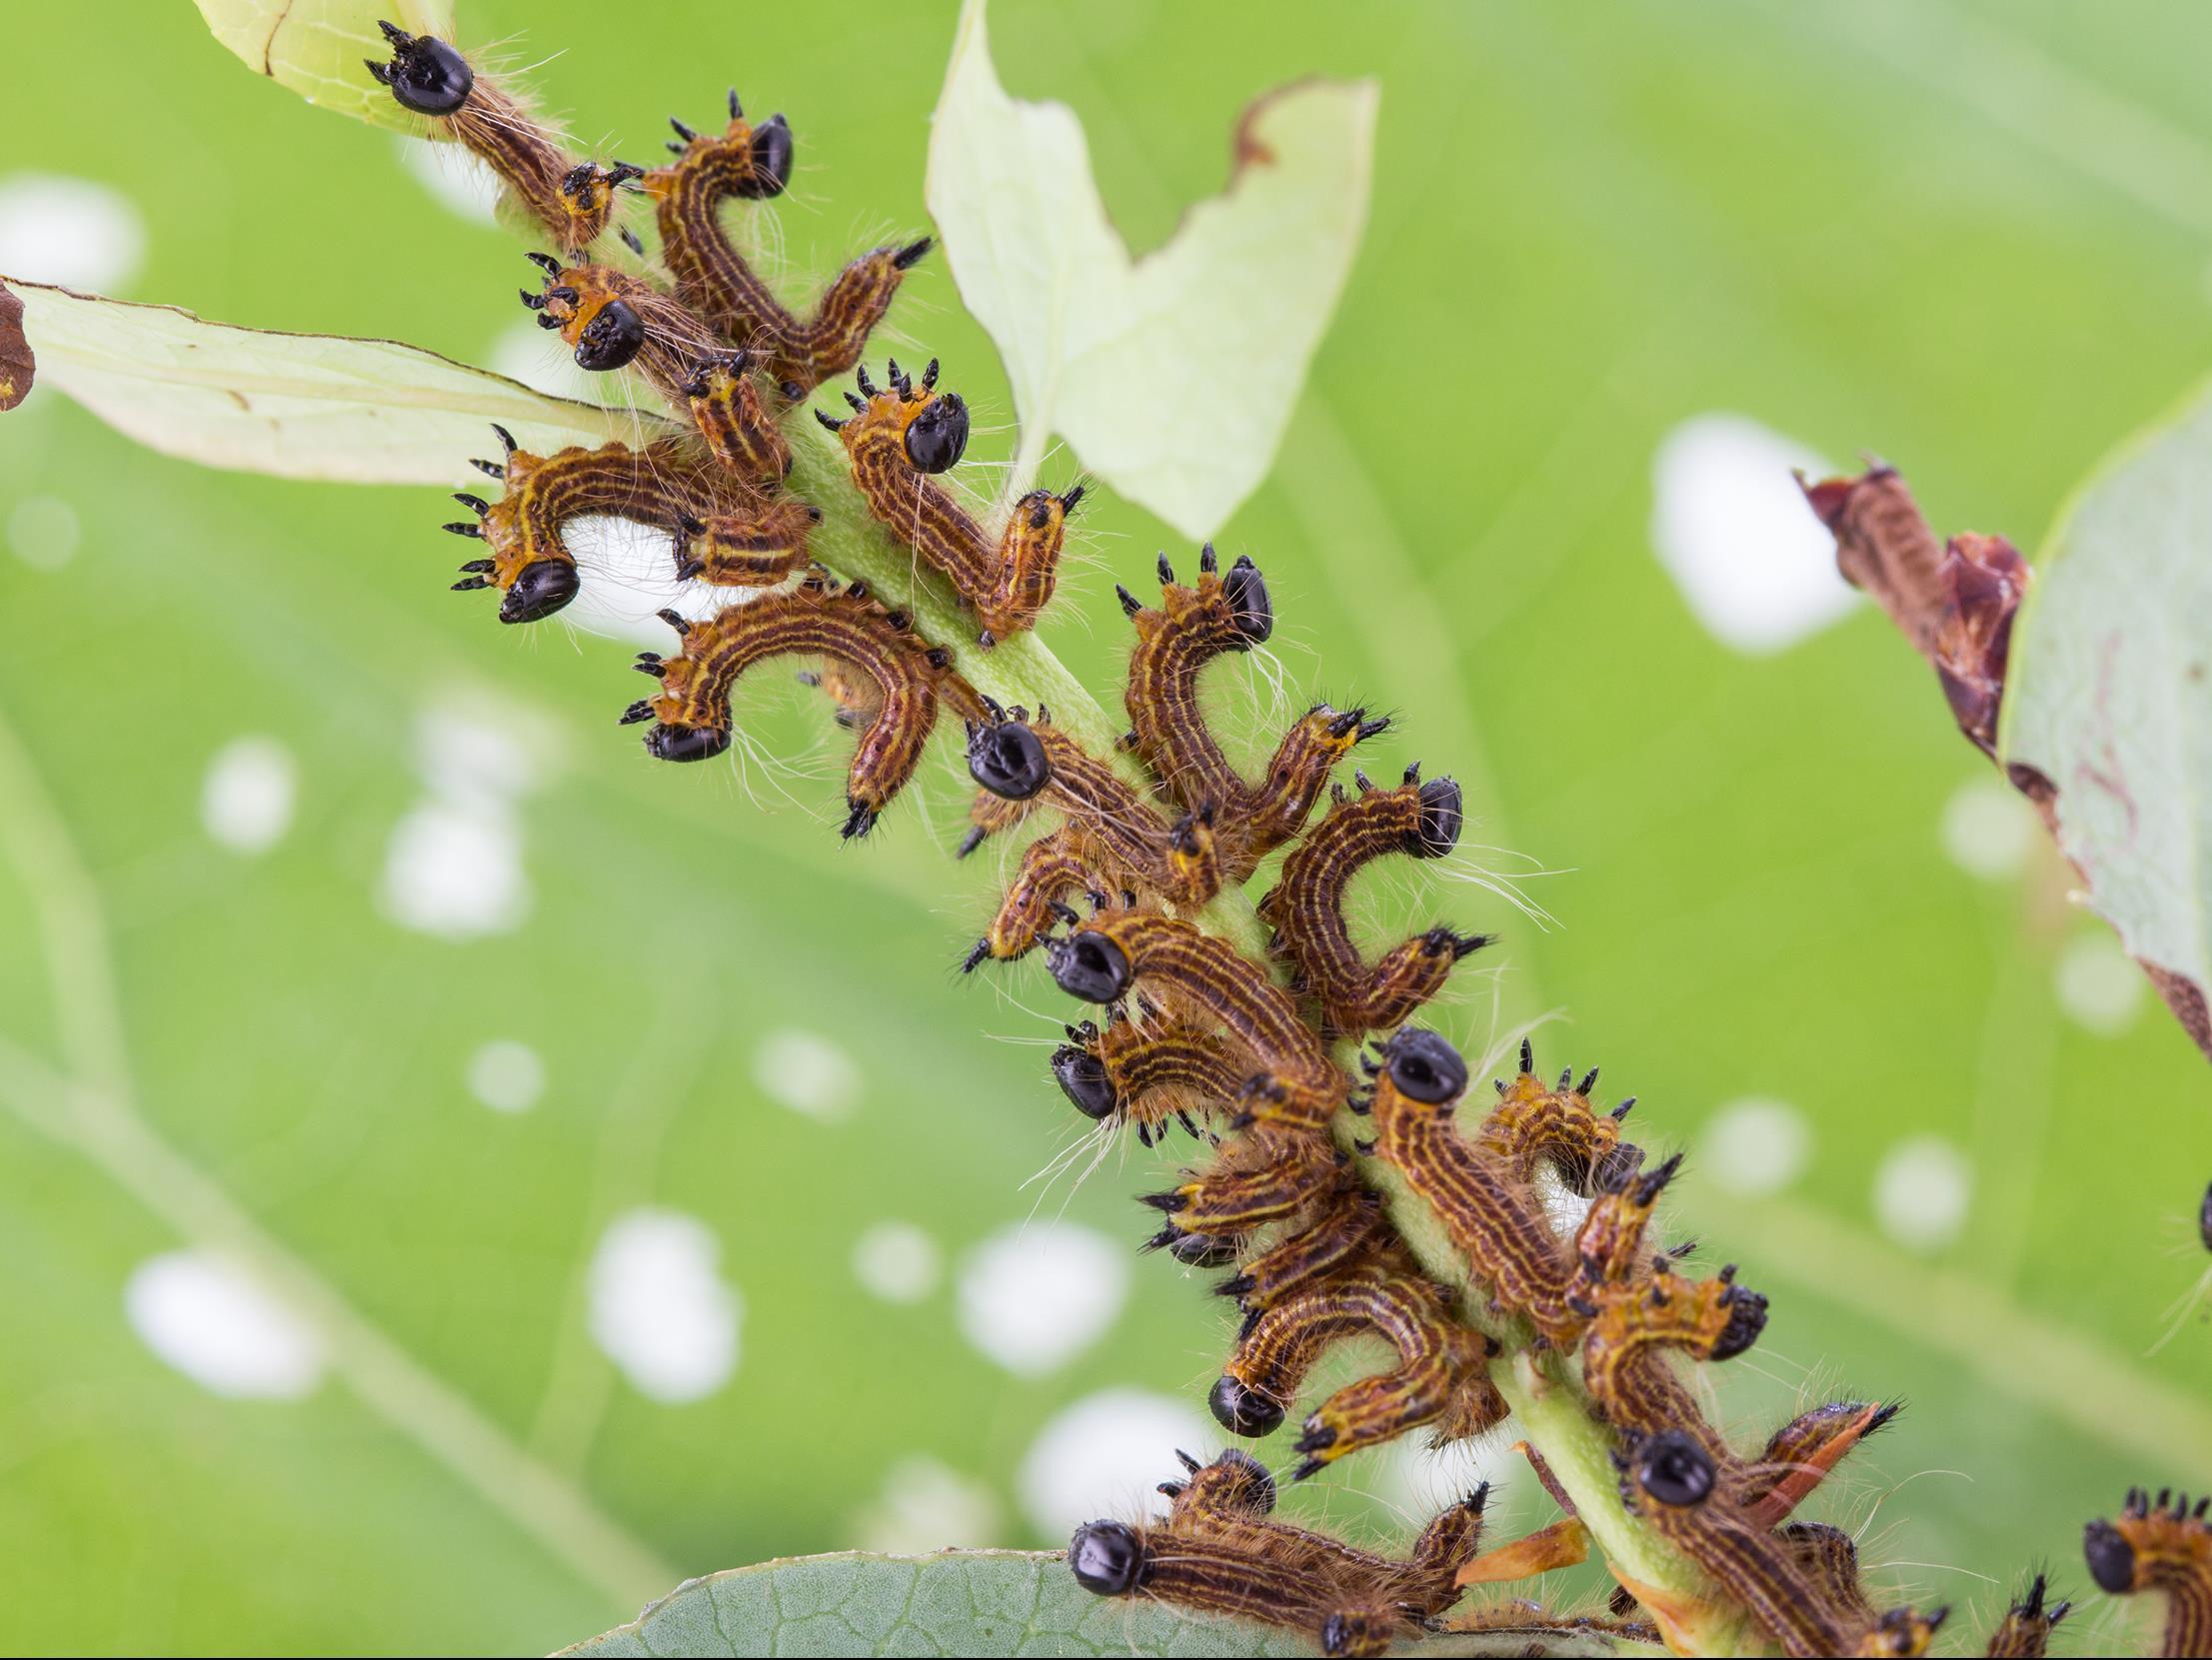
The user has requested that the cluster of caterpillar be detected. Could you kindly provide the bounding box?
[369,22,2177,1660]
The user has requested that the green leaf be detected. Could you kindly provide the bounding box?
[194,0,457,133]
[556,1551,1659,1658]
[922,0,1375,541]
[0,278,662,487]
[2001,378,2212,1049]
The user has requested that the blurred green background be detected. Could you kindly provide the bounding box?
[2,0,2209,1653]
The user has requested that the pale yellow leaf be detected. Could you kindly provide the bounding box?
[3,278,665,486]
[923,0,1376,540]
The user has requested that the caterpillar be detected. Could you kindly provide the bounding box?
[1049,1010,1242,1148]
[1210,1259,1507,1478]
[2085,1488,2212,1658]
[623,573,967,836]
[523,255,729,400]
[821,361,1082,646]
[1615,1429,1949,1659]
[1041,907,1346,1133]
[447,430,733,624]
[1069,1450,1488,1659]
[1354,1027,1591,1344]
[1257,764,1490,1036]
[646,99,930,395]
[1478,1040,1636,1194]
[1117,547,1387,877]
[369,23,639,253]
[959,710,1221,965]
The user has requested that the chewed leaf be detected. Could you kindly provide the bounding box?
[2002,379,2212,1056]
[194,0,456,132]
[924,0,1376,541]
[0,277,666,487]
[555,1549,1651,1658]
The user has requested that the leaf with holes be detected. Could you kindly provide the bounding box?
[923,0,1376,541]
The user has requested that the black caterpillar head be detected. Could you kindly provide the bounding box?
[1384,1027,1467,1104]
[369,23,474,117]
[904,393,970,474]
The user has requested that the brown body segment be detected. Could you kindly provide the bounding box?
[369,25,636,252]
[628,577,957,837]
[646,106,925,394]
[1359,1031,1583,1343]
[1151,1125,1343,1237]
[1617,1431,1939,1660]
[1259,767,1487,1036]
[1042,910,1345,1131]
[1118,549,1382,877]
[1221,1181,1392,1312]
[1070,1451,1485,1657]
[2085,1487,2212,1658]
[1479,1042,1632,1193]
[1052,1009,1246,1145]
[529,259,729,406]
[453,434,726,625]
[828,365,1078,644]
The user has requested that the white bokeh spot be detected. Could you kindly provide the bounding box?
[1938,776,2038,882]
[853,1456,1003,1554]
[1872,1135,1972,1253]
[587,1208,743,1403]
[1650,413,1856,654]
[1018,1389,1213,1539]
[852,1220,942,1304]
[8,496,80,571]
[754,1029,864,1123]
[467,1039,546,1114]
[0,173,146,291]
[124,1251,325,1400]
[957,1222,1127,1376]
[396,136,504,225]
[200,736,297,855]
[1699,1097,1812,1197]
[2055,931,2145,1037]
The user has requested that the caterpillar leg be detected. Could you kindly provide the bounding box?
[1143,1129,1342,1241]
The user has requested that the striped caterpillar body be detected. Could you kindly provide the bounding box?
[1257,764,1490,1036]
[1069,1450,1487,1659]
[960,711,1221,965]
[2085,1488,2212,1658]
[1211,1258,1507,1478]
[1983,1573,2070,1658]
[1050,1010,1242,1148]
[369,24,639,252]
[1117,548,1387,877]
[646,99,929,395]
[822,361,1081,646]
[623,574,966,837]
[447,430,745,623]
